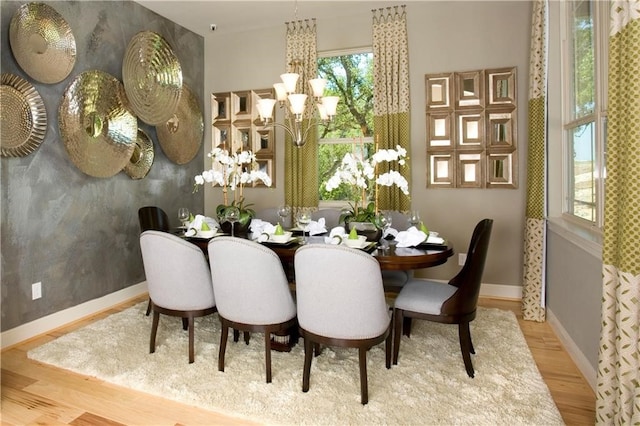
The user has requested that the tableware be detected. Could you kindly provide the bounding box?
[277,205,291,225]
[178,208,190,227]
[197,229,217,238]
[296,209,312,245]
[224,206,240,237]
[375,211,393,248]
[269,231,293,243]
[344,235,367,248]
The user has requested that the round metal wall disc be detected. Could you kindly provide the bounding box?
[9,2,76,84]
[59,70,138,178]
[156,84,203,165]
[123,128,154,179]
[122,31,183,125]
[1,73,48,157]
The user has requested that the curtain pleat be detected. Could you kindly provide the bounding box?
[522,0,548,322]
[284,20,319,211]
[372,6,411,212]
[596,2,640,423]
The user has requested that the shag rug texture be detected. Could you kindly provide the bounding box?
[28,302,563,425]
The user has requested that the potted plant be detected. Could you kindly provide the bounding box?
[194,147,271,235]
[326,140,410,241]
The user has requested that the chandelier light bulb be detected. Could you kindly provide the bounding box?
[256,98,277,121]
[280,73,299,93]
[309,78,327,98]
[321,96,340,118]
[288,93,308,115]
[273,83,287,102]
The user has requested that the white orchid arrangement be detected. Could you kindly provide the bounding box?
[194,147,272,207]
[325,143,409,223]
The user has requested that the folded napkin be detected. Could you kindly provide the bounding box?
[425,233,445,245]
[189,215,219,231]
[249,219,276,240]
[324,226,346,244]
[394,226,428,247]
[306,218,327,235]
[383,227,399,239]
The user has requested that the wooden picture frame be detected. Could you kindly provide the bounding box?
[425,73,453,110]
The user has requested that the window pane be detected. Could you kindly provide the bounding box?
[319,142,374,202]
[569,0,595,119]
[569,122,596,221]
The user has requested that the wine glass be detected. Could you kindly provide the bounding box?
[409,210,421,228]
[224,206,240,237]
[277,204,291,226]
[178,208,190,229]
[375,211,393,249]
[296,209,312,245]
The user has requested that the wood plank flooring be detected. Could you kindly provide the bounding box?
[1,296,596,425]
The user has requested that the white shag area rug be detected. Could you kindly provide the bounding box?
[28,303,563,425]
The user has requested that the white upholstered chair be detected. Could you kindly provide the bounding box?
[208,237,297,383]
[294,244,392,405]
[139,230,216,364]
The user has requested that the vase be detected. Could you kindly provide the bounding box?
[346,221,382,242]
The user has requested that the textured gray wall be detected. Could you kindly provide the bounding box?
[1,1,204,331]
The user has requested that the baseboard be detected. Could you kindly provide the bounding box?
[480,282,522,300]
[1,282,148,350]
[547,308,597,392]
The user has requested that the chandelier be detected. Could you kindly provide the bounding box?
[256,59,339,148]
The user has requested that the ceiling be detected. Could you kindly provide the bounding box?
[136,1,404,37]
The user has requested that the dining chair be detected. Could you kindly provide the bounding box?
[392,218,493,378]
[311,208,343,229]
[382,210,412,293]
[139,230,217,364]
[294,244,392,405]
[138,206,172,315]
[207,237,297,383]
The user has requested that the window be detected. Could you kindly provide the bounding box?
[317,49,374,206]
[563,0,607,228]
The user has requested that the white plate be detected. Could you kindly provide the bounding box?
[263,236,298,245]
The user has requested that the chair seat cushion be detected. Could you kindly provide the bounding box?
[394,279,457,315]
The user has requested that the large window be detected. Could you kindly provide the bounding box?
[563,0,607,228]
[317,49,374,206]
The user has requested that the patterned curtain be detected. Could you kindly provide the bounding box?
[522,0,548,322]
[372,6,411,212]
[284,19,319,211]
[596,1,640,423]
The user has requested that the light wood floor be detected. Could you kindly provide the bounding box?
[1,295,596,425]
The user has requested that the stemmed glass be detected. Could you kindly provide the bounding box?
[375,211,393,249]
[277,204,291,226]
[296,209,312,245]
[178,208,190,228]
[224,206,240,237]
[409,210,421,228]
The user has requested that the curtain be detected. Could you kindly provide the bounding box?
[596,1,640,423]
[372,6,411,212]
[284,19,319,211]
[522,0,548,323]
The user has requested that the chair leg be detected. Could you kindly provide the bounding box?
[233,329,239,342]
[458,322,475,378]
[385,328,392,369]
[392,309,403,365]
[145,298,152,316]
[182,317,188,331]
[302,337,313,392]
[358,347,369,405]
[219,321,229,372]
[265,332,272,383]
[188,315,195,364]
[150,311,160,354]
[244,331,250,345]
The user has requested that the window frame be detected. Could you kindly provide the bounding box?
[317,46,374,209]
[560,0,608,232]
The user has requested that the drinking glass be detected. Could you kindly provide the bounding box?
[224,206,240,237]
[277,204,291,226]
[375,211,393,249]
[178,208,190,228]
[409,210,421,228]
[296,209,312,245]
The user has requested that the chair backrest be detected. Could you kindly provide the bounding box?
[138,206,171,232]
[139,230,215,311]
[208,237,295,324]
[443,218,493,316]
[294,244,390,340]
[255,207,291,228]
[387,211,410,231]
[311,208,343,229]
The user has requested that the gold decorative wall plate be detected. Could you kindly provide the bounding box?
[9,2,76,84]
[1,73,48,158]
[123,128,154,179]
[156,84,203,165]
[122,31,183,125]
[59,70,138,178]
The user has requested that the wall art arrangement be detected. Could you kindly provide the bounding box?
[211,89,276,186]
[425,67,517,189]
[1,2,203,180]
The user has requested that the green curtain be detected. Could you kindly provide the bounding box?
[284,20,319,212]
[522,0,547,322]
[596,2,640,423]
[372,6,411,212]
